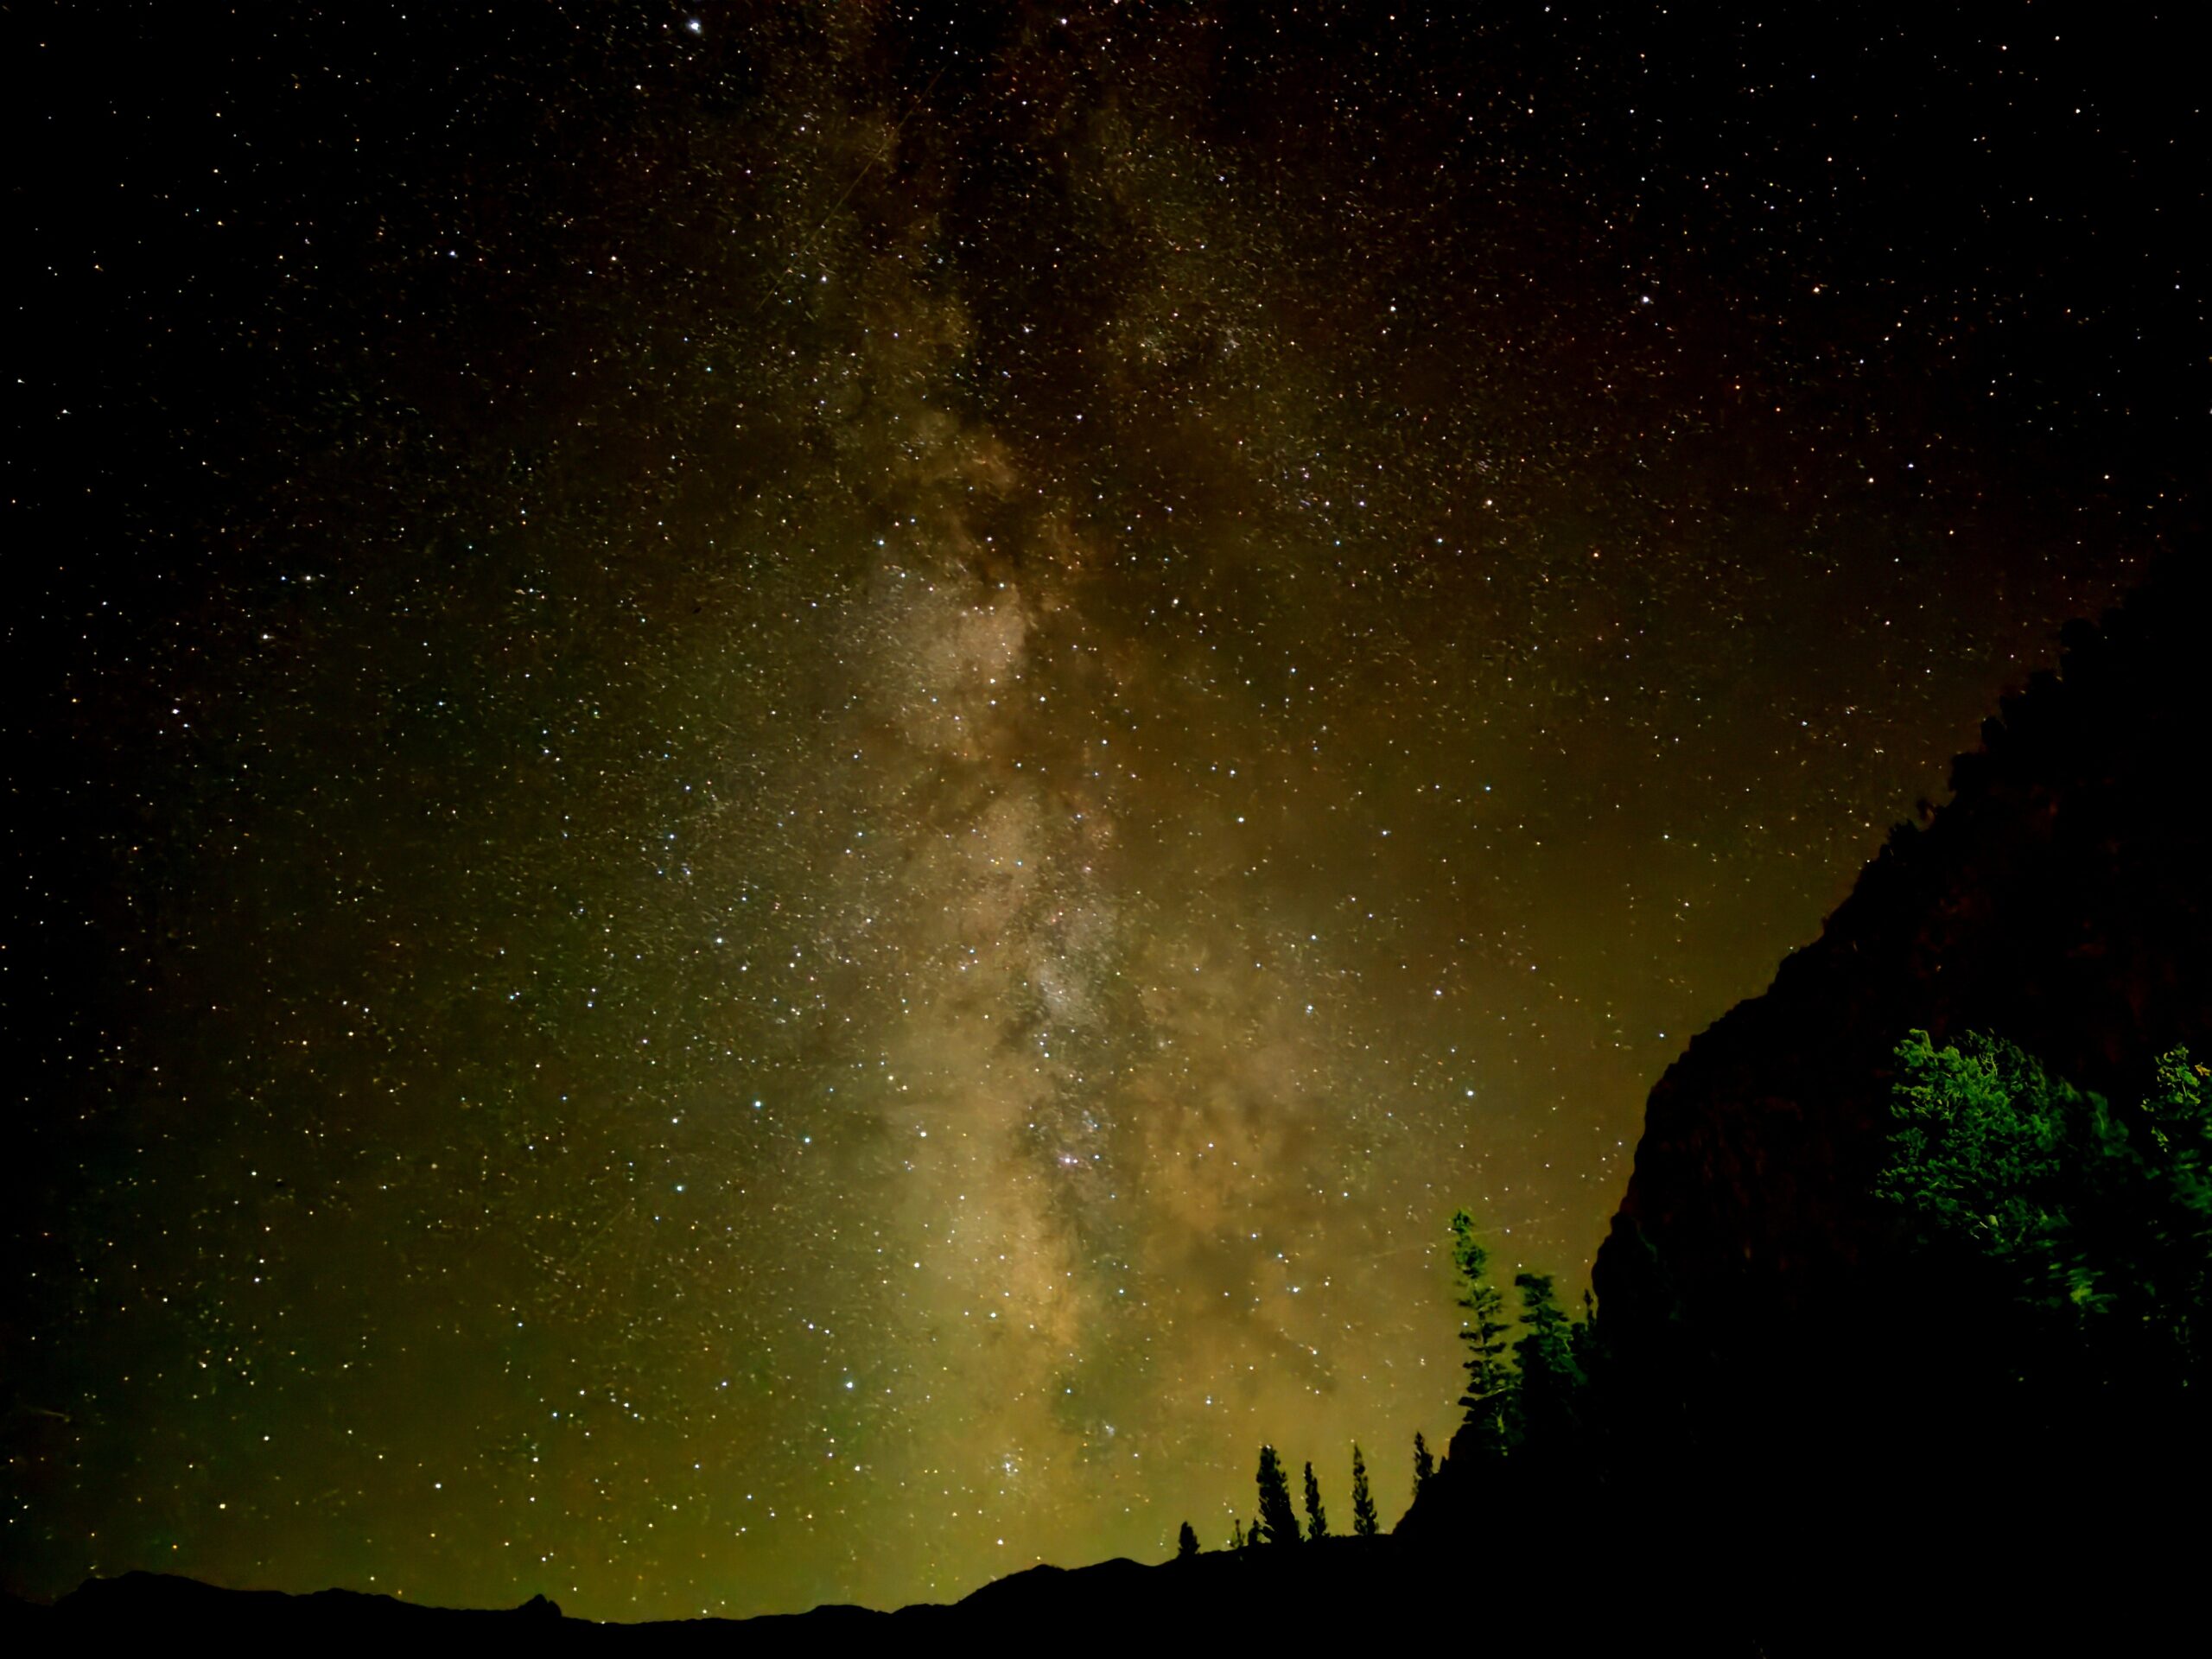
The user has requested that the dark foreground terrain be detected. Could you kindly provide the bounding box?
[5,1516,2191,1656]
[0,1541,1700,1651]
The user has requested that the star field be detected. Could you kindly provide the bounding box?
[5,1,2200,1623]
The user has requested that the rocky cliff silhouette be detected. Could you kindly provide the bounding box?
[1593,551,2210,1338]
[1551,550,2212,1639]
[1370,554,2209,1646]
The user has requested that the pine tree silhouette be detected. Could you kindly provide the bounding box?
[1230,1517,1245,1551]
[1512,1269,1584,1464]
[1452,1210,1516,1462]
[1177,1520,1200,1558]
[1412,1429,1435,1499]
[1255,1444,1302,1545]
[1350,1442,1380,1536]
[1302,1460,1329,1539]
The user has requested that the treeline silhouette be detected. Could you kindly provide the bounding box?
[1211,1439,1382,1554]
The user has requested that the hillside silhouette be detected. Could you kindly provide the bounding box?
[1599,552,2211,1324]
[1395,550,2211,1646]
[1577,550,2210,1637]
[4,1542,1721,1649]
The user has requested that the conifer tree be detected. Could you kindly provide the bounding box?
[1569,1287,1602,1382]
[1302,1460,1329,1539]
[1255,1444,1302,1545]
[1512,1269,1584,1456]
[1230,1517,1245,1551]
[1452,1210,1516,1461]
[1503,1274,1592,1478]
[1411,1430,1434,1497]
[1350,1442,1380,1536]
[1178,1521,1200,1558]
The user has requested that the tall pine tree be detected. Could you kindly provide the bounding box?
[1350,1442,1379,1536]
[1452,1210,1516,1462]
[1512,1269,1584,1460]
[1255,1445,1302,1546]
[1411,1430,1434,1497]
[1302,1460,1329,1539]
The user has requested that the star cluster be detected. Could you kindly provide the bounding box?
[6,1,2198,1622]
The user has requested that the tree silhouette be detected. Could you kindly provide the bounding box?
[1452,1210,1516,1463]
[1230,1517,1245,1551]
[1570,1287,1601,1381]
[1350,1442,1380,1535]
[1512,1268,1585,1465]
[1177,1520,1199,1558]
[1411,1430,1434,1498]
[1255,1444,1302,1545]
[1302,1460,1329,1539]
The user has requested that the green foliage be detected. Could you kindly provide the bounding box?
[1349,1442,1379,1536]
[1879,1029,2212,1378]
[1255,1444,1302,1546]
[1177,1520,1199,1558]
[1449,1210,1516,1459]
[1511,1270,1584,1452]
[2145,1047,2212,1183]
[1302,1460,1329,1539]
[1878,1030,2094,1269]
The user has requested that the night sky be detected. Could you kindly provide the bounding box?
[6,0,2200,1623]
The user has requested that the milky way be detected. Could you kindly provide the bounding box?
[8,2,2197,1621]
